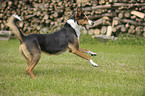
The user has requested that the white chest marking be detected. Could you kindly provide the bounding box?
[66,19,82,39]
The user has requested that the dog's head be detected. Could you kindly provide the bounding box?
[70,7,94,30]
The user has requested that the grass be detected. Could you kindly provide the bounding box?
[0,34,145,96]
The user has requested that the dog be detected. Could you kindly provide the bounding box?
[6,7,98,78]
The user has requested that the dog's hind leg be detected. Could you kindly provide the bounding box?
[26,53,41,78]
[19,41,41,78]
[25,41,41,78]
[19,44,30,66]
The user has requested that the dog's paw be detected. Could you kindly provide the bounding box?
[92,63,98,67]
[90,53,97,56]
[89,59,98,67]
[89,51,97,56]
[84,51,97,56]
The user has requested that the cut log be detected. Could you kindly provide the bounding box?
[82,29,88,34]
[112,27,117,32]
[128,25,135,34]
[114,17,145,26]
[118,12,124,19]
[106,26,112,36]
[43,14,49,20]
[135,26,143,35]
[124,12,130,18]
[101,26,107,34]
[0,31,12,40]
[121,25,126,32]
[82,3,145,11]
[125,23,130,28]
[131,11,145,18]
[88,13,114,20]
[112,19,119,27]
[88,17,110,28]
[92,35,115,42]
[88,29,94,35]
[1,0,145,37]
[94,29,100,35]
[131,15,136,19]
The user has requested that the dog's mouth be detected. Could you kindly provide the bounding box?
[83,21,94,31]
[83,24,88,31]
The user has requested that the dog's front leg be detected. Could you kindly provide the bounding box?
[80,48,97,56]
[68,44,98,67]
[72,49,98,67]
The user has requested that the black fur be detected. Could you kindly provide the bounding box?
[23,23,77,54]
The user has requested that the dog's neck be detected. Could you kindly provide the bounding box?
[66,19,82,39]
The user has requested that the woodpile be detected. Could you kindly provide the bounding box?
[84,0,145,37]
[0,0,145,37]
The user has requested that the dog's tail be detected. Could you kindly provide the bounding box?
[6,14,25,43]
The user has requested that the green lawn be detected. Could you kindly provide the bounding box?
[0,35,145,96]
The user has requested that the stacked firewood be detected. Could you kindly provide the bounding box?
[84,0,145,37]
[0,0,76,34]
[0,0,145,36]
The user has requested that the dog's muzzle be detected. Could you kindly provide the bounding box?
[84,20,94,31]
[88,20,94,26]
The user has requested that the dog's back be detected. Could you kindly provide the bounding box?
[23,22,76,54]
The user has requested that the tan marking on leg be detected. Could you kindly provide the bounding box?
[24,42,41,78]
[68,43,90,61]
[20,44,32,62]
[19,44,30,66]
[26,53,41,78]
[80,48,97,56]
[19,43,41,78]
[80,48,89,52]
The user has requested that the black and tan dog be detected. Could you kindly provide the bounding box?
[6,8,98,78]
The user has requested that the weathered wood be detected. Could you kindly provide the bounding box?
[77,0,88,3]
[83,3,145,11]
[131,11,145,18]
[1,0,145,37]
[121,25,126,32]
[112,27,117,32]
[88,29,94,35]
[88,13,115,20]
[92,35,115,42]
[135,26,143,35]
[124,12,130,18]
[88,17,110,28]
[0,31,12,40]
[106,26,112,36]
[128,25,135,34]
[114,17,145,26]
[118,12,124,19]
[94,29,100,35]
[101,26,107,34]
[112,19,119,27]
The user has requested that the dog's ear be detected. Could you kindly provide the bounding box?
[76,7,82,17]
[75,7,83,20]
[77,7,82,16]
